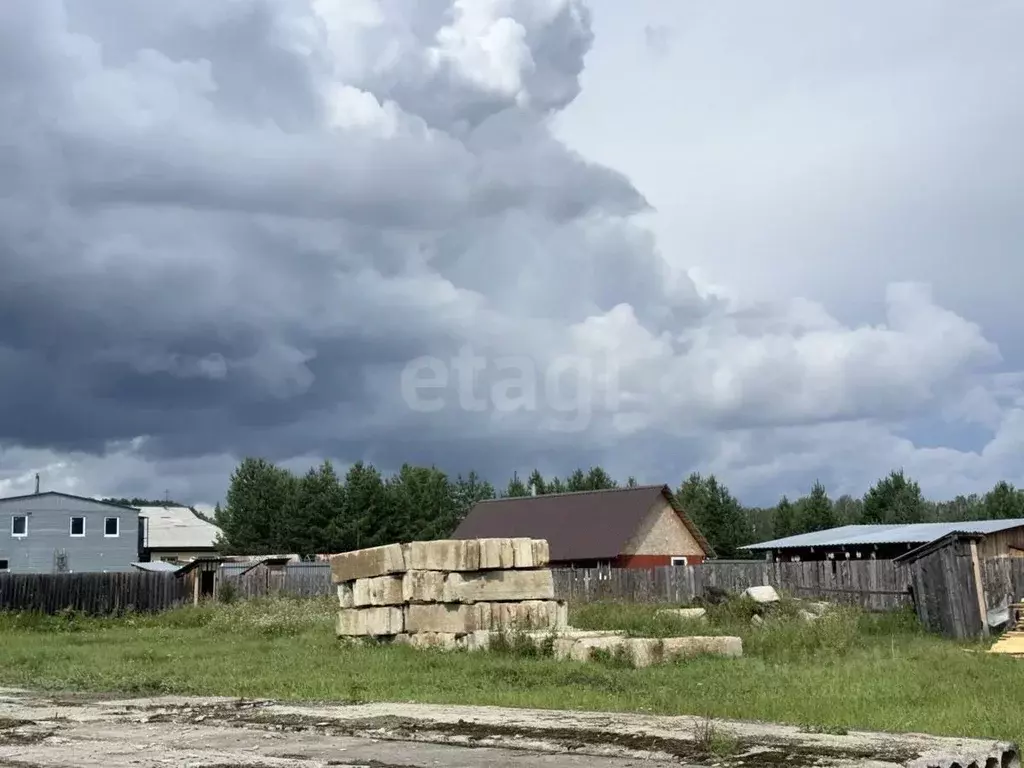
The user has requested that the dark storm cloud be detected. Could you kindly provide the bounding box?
[0,0,1015,507]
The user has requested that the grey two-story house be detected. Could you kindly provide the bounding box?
[0,491,142,574]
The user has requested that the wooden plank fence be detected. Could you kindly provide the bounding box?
[1,557,1021,617]
[552,560,914,610]
[220,563,332,599]
[0,572,189,615]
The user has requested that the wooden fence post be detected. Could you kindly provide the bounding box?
[969,540,990,638]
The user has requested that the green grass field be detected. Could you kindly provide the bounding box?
[0,596,1019,742]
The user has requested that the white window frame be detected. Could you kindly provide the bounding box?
[11,515,27,538]
[103,517,120,538]
[70,516,86,537]
[670,556,688,566]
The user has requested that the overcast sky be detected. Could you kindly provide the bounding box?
[1,0,1022,510]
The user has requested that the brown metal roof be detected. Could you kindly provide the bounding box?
[452,484,714,561]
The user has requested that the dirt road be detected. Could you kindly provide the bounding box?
[0,688,1016,768]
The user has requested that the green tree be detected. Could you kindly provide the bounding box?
[527,469,547,495]
[772,495,798,538]
[982,481,1024,520]
[585,466,617,490]
[217,457,297,554]
[862,469,925,524]
[745,505,775,544]
[798,481,835,533]
[450,471,496,527]
[677,473,748,558]
[343,461,389,550]
[503,471,529,497]
[832,494,864,526]
[565,468,589,491]
[387,464,454,542]
[934,493,983,521]
[290,460,345,556]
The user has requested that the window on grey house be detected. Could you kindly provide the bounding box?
[0,559,9,570]
[104,517,119,537]
[11,516,27,537]
[70,517,85,537]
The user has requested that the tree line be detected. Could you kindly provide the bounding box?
[211,458,1024,559]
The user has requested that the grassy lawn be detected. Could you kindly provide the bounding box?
[0,596,1020,742]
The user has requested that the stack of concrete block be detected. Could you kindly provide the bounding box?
[331,538,743,665]
[331,538,567,648]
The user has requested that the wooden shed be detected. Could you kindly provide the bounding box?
[894,532,988,640]
[230,556,292,599]
[174,557,226,605]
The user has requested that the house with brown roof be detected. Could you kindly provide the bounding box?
[452,485,713,569]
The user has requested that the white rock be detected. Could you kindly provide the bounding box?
[743,585,780,604]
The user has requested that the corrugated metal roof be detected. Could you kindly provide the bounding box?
[130,561,180,572]
[452,485,713,561]
[137,505,222,550]
[743,519,1024,550]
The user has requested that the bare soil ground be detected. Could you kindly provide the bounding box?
[0,688,1016,768]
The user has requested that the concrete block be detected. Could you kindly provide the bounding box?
[406,603,490,634]
[656,607,707,621]
[336,606,405,636]
[352,575,404,607]
[511,538,534,568]
[489,600,567,630]
[443,569,555,603]
[657,635,743,661]
[743,585,780,603]
[531,539,550,568]
[406,600,566,633]
[402,570,446,603]
[393,632,464,650]
[407,539,481,572]
[556,600,569,629]
[553,635,742,667]
[330,544,407,583]
[644,636,742,665]
[478,538,516,570]
[554,635,624,662]
[467,628,623,653]
[337,583,354,609]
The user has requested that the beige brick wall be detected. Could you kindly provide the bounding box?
[620,499,704,557]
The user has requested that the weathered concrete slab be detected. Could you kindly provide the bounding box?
[406,600,567,634]
[511,538,533,568]
[406,603,490,634]
[489,600,567,631]
[656,607,707,621]
[0,689,1015,768]
[443,569,555,603]
[402,570,447,603]
[393,632,464,650]
[553,635,623,663]
[407,539,481,572]
[352,575,404,606]
[336,606,405,636]
[463,628,626,652]
[553,635,743,667]
[531,539,550,568]
[478,538,516,569]
[330,544,407,583]
[337,583,354,608]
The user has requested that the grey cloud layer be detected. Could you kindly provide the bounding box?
[0,0,1015,505]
